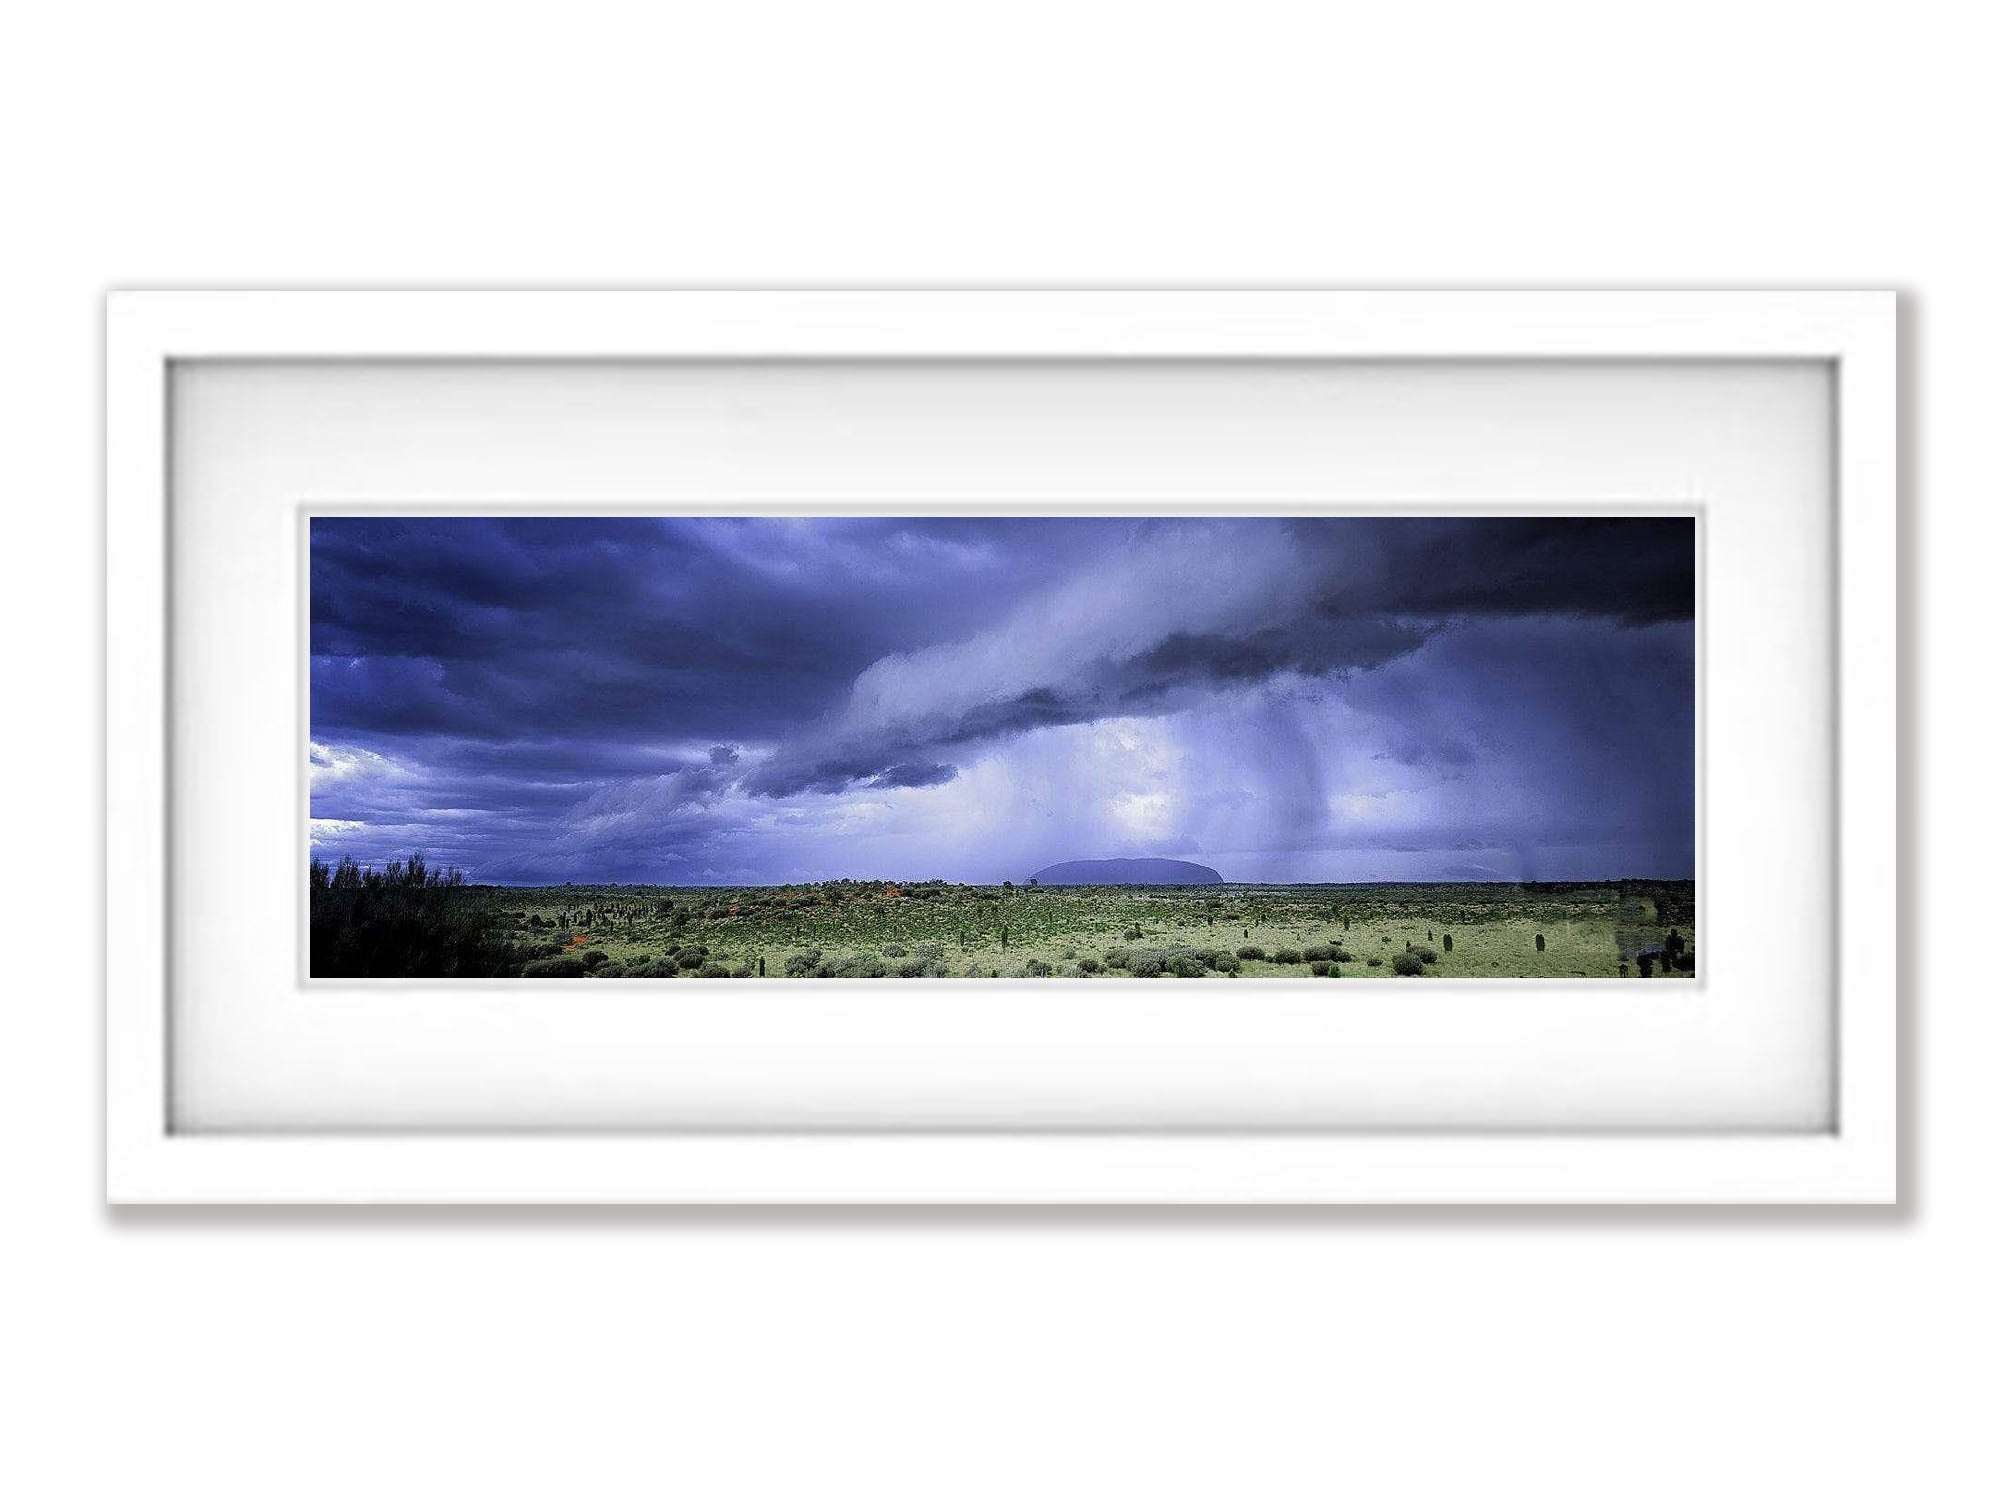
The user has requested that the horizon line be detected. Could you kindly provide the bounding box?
[421,875,1697,890]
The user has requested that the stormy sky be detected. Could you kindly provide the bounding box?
[309,516,1695,886]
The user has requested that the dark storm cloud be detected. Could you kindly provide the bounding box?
[310,515,1695,883]
[734,517,1691,801]
[1305,517,1696,625]
[868,762,961,790]
[311,516,1104,747]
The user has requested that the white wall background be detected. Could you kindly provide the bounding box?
[1,4,1984,1497]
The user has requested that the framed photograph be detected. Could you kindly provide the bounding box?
[106,290,1896,1204]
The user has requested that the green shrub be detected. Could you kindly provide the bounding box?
[593,963,627,978]
[1310,960,1332,976]
[1077,957,1104,974]
[1236,945,1265,960]
[1366,956,1383,968]
[626,957,679,978]
[521,956,589,978]
[1129,956,1164,978]
[1021,958,1054,977]
[1413,945,1439,965]
[784,948,823,977]
[1271,947,1302,964]
[579,949,609,969]
[697,963,732,978]
[1166,954,1206,978]
[822,952,889,978]
[1391,951,1425,976]
[1123,925,1144,941]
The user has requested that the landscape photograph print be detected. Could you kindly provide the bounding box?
[308,514,1697,980]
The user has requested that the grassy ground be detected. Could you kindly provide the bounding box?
[404,879,1696,980]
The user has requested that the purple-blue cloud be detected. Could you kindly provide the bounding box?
[310,516,1694,884]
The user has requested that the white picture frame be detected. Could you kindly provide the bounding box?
[106,290,1897,1204]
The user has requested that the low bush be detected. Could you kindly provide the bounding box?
[1021,958,1054,977]
[1129,955,1164,978]
[521,956,589,978]
[784,948,823,977]
[696,963,733,979]
[1166,954,1206,978]
[1077,957,1104,974]
[579,949,610,969]
[820,952,889,978]
[1412,945,1439,965]
[1236,945,1266,960]
[1271,947,1302,964]
[593,963,627,978]
[1366,956,1383,967]
[625,958,679,978]
[1391,951,1425,976]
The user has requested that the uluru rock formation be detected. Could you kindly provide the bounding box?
[1028,858,1223,886]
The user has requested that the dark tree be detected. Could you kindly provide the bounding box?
[309,852,517,977]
